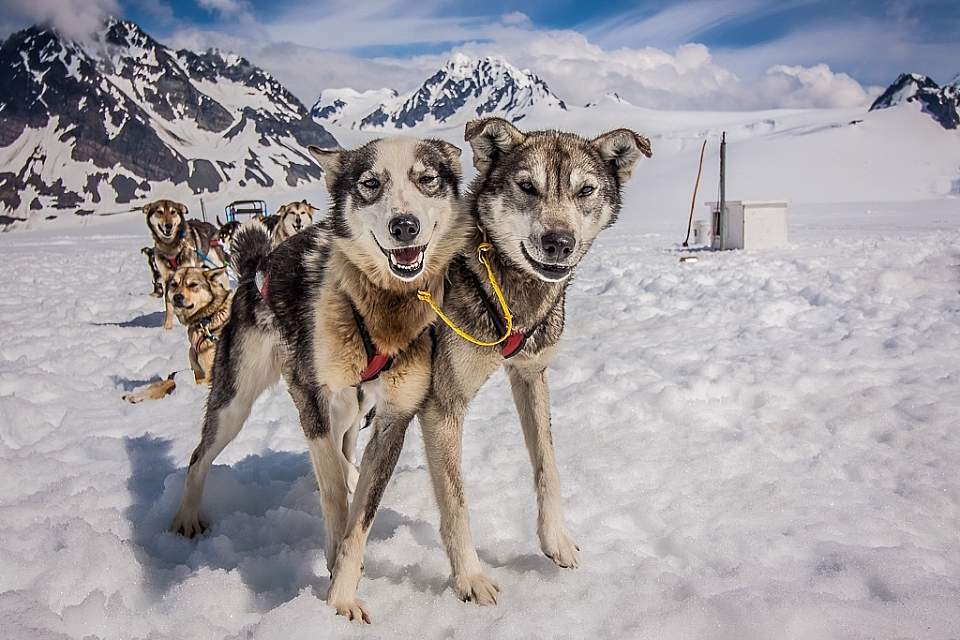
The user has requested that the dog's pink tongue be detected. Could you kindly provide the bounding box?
[392,247,422,265]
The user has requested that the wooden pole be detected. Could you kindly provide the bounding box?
[718,131,726,245]
[683,139,708,247]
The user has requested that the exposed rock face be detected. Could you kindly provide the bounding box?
[869,73,959,130]
[0,19,338,214]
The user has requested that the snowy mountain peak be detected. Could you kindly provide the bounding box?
[312,54,567,131]
[586,91,632,108]
[870,73,959,129]
[0,20,337,215]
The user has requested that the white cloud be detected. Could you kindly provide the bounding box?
[0,0,118,40]
[197,0,250,18]
[159,1,874,111]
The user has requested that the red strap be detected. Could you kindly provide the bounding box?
[360,352,392,382]
[258,273,270,301]
[168,256,178,269]
[501,330,526,358]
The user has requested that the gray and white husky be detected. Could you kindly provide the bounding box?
[169,137,468,622]
[418,118,652,605]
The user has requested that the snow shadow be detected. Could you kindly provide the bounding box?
[111,374,165,392]
[96,311,166,328]
[123,435,444,609]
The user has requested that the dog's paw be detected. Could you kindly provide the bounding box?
[163,323,173,331]
[169,510,208,539]
[328,596,370,624]
[541,527,580,569]
[453,572,500,606]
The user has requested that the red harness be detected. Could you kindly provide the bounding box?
[258,273,393,383]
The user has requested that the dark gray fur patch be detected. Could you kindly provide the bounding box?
[416,140,461,200]
[327,141,380,238]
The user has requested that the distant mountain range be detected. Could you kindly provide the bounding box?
[311,54,567,131]
[869,73,959,129]
[0,19,336,214]
[1,17,957,218]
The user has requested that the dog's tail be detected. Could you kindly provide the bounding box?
[230,219,272,281]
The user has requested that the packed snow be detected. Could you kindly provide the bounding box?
[1,196,959,638]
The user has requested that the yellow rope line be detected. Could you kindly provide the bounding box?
[417,242,513,347]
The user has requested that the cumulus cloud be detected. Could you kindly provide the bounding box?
[444,30,870,110]
[160,2,872,111]
[0,0,118,40]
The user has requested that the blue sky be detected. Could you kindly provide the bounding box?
[116,0,960,85]
[3,0,959,108]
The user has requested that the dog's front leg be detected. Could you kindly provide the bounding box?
[163,288,174,330]
[506,361,579,569]
[286,378,349,574]
[326,410,413,623]
[420,396,500,605]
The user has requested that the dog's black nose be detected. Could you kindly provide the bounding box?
[388,214,421,243]
[540,231,576,262]
[173,293,184,305]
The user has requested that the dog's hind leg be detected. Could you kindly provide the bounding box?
[170,328,281,537]
[326,409,414,623]
[506,361,579,569]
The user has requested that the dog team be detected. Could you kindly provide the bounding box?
[130,118,652,622]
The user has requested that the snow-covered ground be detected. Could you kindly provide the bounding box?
[2,199,959,639]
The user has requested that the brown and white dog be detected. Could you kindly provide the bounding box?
[123,266,233,403]
[144,199,226,329]
[169,137,468,622]
[418,118,652,605]
[270,200,317,246]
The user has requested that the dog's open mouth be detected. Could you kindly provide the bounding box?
[521,244,573,281]
[173,301,194,310]
[373,233,428,280]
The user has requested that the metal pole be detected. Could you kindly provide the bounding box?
[720,132,727,211]
[718,131,726,246]
[200,198,207,223]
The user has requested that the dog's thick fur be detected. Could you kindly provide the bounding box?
[169,137,468,622]
[270,200,316,246]
[418,118,652,605]
[123,266,233,403]
[145,199,226,329]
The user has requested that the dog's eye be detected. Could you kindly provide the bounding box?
[360,177,381,190]
[578,185,595,198]
[517,181,537,195]
[189,283,199,289]
[418,175,438,185]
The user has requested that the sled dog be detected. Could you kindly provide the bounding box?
[123,266,233,403]
[144,199,226,329]
[271,200,317,246]
[418,118,652,605]
[169,137,468,623]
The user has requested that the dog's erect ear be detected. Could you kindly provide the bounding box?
[216,215,224,226]
[143,201,158,216]
[426,139,463,177]
[590,129,653,184]
[464,118,526,174]
[308,146,342,191]
[205,266,229,287]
